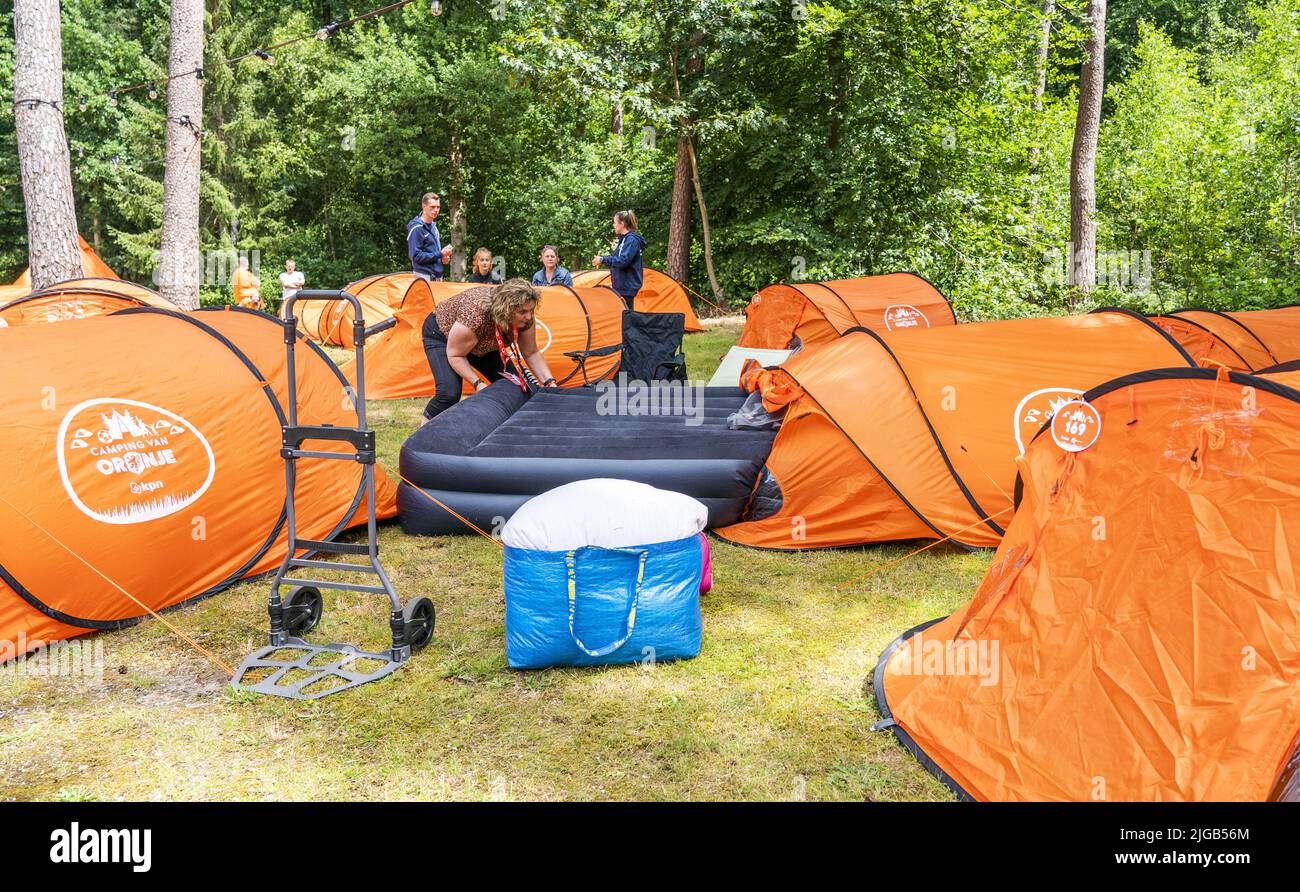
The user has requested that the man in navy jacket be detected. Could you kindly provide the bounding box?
[591,210,645,307]
[408,192,453,281]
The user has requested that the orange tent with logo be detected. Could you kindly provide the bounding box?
[0,235,119,305]
[874,365,1300,801]
[0,306,396,657]
[0,277,173,328]
[736,273,956,350]
[344,284,626,399]
[714,312,1194,550]
[571,267,703,331]
[1143,305,1300,372]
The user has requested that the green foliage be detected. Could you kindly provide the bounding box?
[1,0,1297,315]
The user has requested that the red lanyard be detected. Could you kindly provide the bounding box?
[494,326,529,392]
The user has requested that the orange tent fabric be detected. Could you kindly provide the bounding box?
[3,235,118,297]
[875,366,1300,801]
[571,267,703,331]
[1143,312,1262,372]
[0,278,173,328]
[291,272,462,348]
[714,312,1194,550]
[736,273,956,350]
[0,306,395,657]
[344,284,626,399]
[1143,305,1300,372]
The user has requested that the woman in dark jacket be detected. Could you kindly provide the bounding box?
[466,247,503,284]
[591,210,645,308]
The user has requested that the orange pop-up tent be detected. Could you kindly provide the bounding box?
[0,278,173,328]
[714,312,1194,550]
[571,267,703,331]
[344,283,626,399]
[0,235,119,305]
[0,306,396,657]
[289,272,467,347]
[874,365,1300,801]
[736,273,956,350]
[1143,305,1300,372]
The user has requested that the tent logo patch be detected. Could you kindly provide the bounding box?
[1051,399,1102,452]
[57,398,216,525]
[1014,387,1084,453]
[534,318,554,353]
[884,304,930,331]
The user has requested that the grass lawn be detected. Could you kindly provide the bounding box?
[0,322,987,802]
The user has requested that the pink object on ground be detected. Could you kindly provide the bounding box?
[698,533,713,594]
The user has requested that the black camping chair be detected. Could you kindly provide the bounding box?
[565,310,687,384]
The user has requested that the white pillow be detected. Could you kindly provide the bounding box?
[501,479,708,551]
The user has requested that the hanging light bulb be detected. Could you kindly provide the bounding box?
[195,67,205,82]
[77,146,84,159]
[111,154,120,170]
[255,49,275,65]
[430,1,443,16]
[147,82,158,100]
[108,90,118,107]
[78,96,87,113]
[316,22,340,40]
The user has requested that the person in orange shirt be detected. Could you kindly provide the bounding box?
[232,256,262,310]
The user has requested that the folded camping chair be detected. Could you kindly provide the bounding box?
[565,310,687,384]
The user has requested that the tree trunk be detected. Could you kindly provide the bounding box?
[665,136,693,282]
[685,133,724,303]
[610,98,623,135]
[1069,0,1106,296]
[158,0,204,310]
[447,124,468,281]
[13,0,82,289]
[665,33,705,285]
[1032,0,1055,113]
[1028,0,1056,167]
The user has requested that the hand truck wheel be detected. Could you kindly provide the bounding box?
[282,585,323,637]
[402,597,436,652]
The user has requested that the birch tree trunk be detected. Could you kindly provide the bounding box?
[158,0,204,310]
[1069,0,1106,295]
[1028,0,1056,168]
[13,0,82,289]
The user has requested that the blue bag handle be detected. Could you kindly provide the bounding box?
[565,546,648,657]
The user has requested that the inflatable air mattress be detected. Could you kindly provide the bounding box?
[399,381,777,535]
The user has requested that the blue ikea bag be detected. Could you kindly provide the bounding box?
[503,535,704,669]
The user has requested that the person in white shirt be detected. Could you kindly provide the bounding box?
[279,259,305,304]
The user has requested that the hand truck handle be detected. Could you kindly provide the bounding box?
[281,289,367,428]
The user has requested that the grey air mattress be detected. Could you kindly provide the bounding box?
[397,380,777,535]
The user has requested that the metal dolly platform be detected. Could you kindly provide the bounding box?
[231,290,434,700]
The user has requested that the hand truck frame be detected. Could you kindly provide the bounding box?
[231,290,434,700]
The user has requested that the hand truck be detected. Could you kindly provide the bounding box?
[231,290,435,700]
